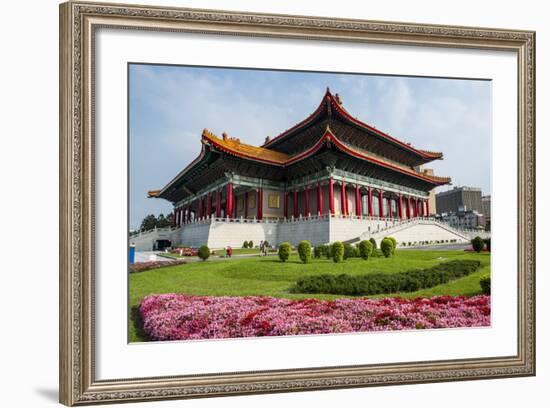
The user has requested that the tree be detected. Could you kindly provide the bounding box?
[198,245,210,261]
[156,213,171,228]
[278,242,292,262]
[332,241,344,263]
[358,240,374,260]
[140,214,158,231]
[297,240,312,264]
[471,236,485,253]
[380,238,393,258]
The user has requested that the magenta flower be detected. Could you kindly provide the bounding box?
[139,294,491,341]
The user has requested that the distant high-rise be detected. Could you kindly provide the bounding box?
[436,186,483,214]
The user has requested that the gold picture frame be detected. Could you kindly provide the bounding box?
[59,1,535,405]
[268,194,281,209]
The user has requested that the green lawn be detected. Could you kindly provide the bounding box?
[129,250,490,342]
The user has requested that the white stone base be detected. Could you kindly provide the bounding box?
[131,217,488,251]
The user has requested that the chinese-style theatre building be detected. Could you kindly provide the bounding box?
[147,89,455,248]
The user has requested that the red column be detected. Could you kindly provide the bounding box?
[419,200,424,217]
[284,191,289,218]
[340,181,347,216]
[206,193,212,219]
[378,190,384,218]
[317,182,323,215]
[398,193,403,219]
[355,185,361,216]
[387,197,392,220]
[414,198,418,217]
[426,199,430,216]
[368,186,373,216]
[215,191,221,218]
[226,183,233,219]
[293,190,299,218]
[406,196,411,219]
[257,188,263,220]
[244,192,248,218]
[304,186,310,216]
[329,178,335,215]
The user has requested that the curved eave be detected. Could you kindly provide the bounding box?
[203,126,450,186]
[291,128,451,186]
[263,89,443,162]
[155,145,210,200]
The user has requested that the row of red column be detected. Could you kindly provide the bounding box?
[171,179,431,227]
[281,179,430,220]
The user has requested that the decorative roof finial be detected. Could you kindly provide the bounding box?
[326,86,331,93]
[265,136,271,144]
[334,93,343,105]
[222,132,228,141]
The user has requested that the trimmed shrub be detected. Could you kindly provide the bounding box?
[297,240,312,264]
[278,242,292,262]
[197,245,210,261]
[242,241,249,249]
[484,238,491,252]
[358,240,374,260]
[292,260,482,296]
[380,238,393,258]
[313,245,322,259]
[331,241,344,263]
[387,236,397,254]
[248,240,254,249]
[325,244,332,259]
[471,236,485,253]
[369,237,377,250]
[343,243,355,260]
[480,274,491,294]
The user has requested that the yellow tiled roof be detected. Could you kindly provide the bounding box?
[201,129,290,164]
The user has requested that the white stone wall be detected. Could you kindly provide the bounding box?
[278,218,330,246]
[206,220,279,249]
[130,228,178,251]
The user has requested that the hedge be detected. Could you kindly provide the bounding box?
[291,260,481,296]
[480,274,491,294]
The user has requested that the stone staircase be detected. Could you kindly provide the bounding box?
[344,218,472,246]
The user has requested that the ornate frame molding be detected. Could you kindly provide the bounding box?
[59,1,535,405]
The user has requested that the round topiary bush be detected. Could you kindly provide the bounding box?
[485,238,491,252]
[479,274,491,294]
[297,240,312,264]
[248,240,254,249]
[242,241,249,248]
[358,240,374,260]
[471,236,485,253]
[331,241,344,263]
[343,243,355,260]
[380,238,393,258]
[278,242,292,262]
[198,245,210,261]
[369,237,377,250]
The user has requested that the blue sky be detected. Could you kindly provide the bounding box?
[129,64,491,230]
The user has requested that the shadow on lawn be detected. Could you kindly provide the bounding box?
[130,305,150,342]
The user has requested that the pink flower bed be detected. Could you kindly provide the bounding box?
[139,294,491,341]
